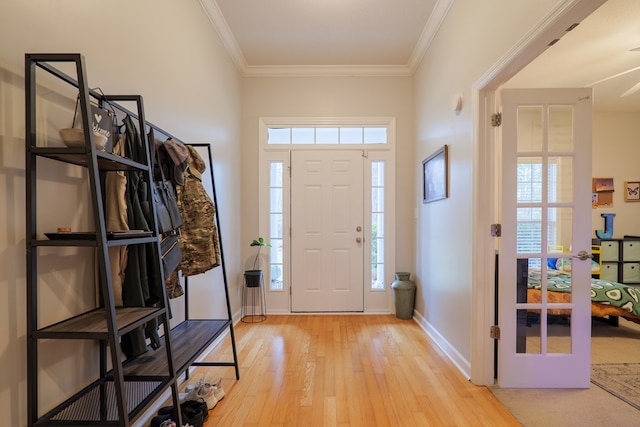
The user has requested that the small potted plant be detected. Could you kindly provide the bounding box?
[245,237,271,287]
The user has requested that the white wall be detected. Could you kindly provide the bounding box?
[241,76,414,313]
[413,0,565,373]
[0,1,242,425]
[592,112,640,237]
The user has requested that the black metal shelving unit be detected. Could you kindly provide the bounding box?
[25,53,238,426]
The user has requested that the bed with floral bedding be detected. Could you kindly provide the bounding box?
[527,269,640,325]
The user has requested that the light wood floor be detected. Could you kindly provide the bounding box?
[185,315,520,426]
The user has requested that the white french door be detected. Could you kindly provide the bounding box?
[499,88,593,387]
[291,150,365,312]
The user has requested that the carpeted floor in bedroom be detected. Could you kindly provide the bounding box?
[490,318,640,427]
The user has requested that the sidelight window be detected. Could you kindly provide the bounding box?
[371,161,385,289]
[269,161,284,291]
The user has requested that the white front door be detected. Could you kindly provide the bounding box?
[291,150,364,312]
[499,88,593,387]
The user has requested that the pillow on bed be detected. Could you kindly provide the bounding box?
[548,258,559,269]
[555,258,600,273]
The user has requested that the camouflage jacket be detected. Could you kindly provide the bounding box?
[176,145,221,277]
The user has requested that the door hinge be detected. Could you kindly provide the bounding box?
[491,113,502,127]
[490,325,501,340]
[490,223,501,237]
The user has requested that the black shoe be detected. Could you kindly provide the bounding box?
[157,405,177,418]
[157,399,206,427]
[150,413,175,427]
[182,398,208,421]
[181,408,204,427]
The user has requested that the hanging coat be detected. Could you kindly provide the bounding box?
[176,145,221,277]
[120,115,162,357]
[104,134,129,306]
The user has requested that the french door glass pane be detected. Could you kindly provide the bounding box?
[549,157,573,203]
[517,106,543,152]
[548,106,573,152]
[517,157,543,203]
[516,308,541,354]
[517,208,542,254]
[547,311,572,354]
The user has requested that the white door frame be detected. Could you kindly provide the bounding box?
[257,117,397,314]
[470,0,606,385]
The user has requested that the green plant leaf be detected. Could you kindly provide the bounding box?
[250,237,271,247]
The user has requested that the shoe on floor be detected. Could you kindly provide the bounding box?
[212,383,225,401]
[185,375,221,391]
[150,414,176,427]
[182,399,208,421]
[180,380,218,410]
[158,399,207,426]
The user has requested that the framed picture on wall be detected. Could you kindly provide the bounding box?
[422,145,448,204]
[592,177,614,207]
[624,181,640,202]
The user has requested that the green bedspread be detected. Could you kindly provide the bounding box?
[528,269,640,317]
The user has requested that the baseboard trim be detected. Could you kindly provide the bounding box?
[413,311,472,380]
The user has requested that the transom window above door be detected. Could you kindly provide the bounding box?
[267,126,388,145]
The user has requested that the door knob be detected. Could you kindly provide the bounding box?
[356,237,362,243]
[356,226,362,232]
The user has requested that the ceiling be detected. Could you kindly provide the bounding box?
[201,0,444,75]
[507,0,640,112]
[201,0,640,112]
[215,0,437,68]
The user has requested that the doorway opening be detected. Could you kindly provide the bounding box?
[472,0,607,386]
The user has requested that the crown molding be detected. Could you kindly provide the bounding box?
[243,65,412,78]
[198,0,248,71]
[199,0,453,78]
[408,0,455,73]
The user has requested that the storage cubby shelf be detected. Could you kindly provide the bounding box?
[123,319,233,377]
[34,307,164,340]
[34,235,157,247]
[36,377,169,426]
[32,147,148,171]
